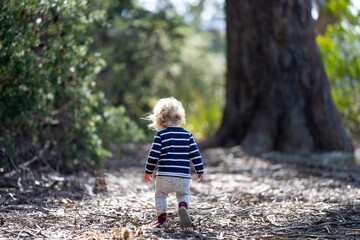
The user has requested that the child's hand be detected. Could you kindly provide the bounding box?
[144,173,153,182]
[197,174,204,183]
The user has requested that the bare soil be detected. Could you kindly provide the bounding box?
[1,144,360,239]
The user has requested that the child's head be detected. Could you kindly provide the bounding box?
[146,97,186,131]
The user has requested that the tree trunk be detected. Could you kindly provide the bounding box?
[211,0,353,153]
[315,0,338,35]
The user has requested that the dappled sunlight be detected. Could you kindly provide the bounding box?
[2,0,360,239]
[1,145,360,238]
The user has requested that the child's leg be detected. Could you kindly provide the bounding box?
[155,190,168,215]
[175,178,192,227]
[175,178,191,208]
[176,192,190,208]
[155,176,171,225]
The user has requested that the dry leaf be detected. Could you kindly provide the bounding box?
[0,217,5,226]
[93,175,107,194]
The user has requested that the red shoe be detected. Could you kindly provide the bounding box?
[152,213,168,228]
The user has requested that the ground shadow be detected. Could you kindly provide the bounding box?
[201,146,360,189]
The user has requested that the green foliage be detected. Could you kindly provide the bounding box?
[0,0,143,172]
[322,0,352,17]
[98,106,145,148]
[93,1,225,139]
[174,26,225,139]
[93,1,184,119]
[317,0,360,145]
[0,0,223,172]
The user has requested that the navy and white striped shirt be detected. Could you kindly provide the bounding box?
[145,127,204,179]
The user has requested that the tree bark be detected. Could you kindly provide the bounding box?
[315,0,338,35]
[210,0,353,153]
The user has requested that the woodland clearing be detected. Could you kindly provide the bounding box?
[1,145,360,239]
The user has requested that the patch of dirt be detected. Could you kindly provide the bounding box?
[1,144,360,239]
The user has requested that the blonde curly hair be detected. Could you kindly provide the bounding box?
[145,97,186,131]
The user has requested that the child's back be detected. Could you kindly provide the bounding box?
[143,97,204,228]
[146,126,203,179]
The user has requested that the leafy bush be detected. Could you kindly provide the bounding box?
[93,1,225,139]
[98,106,144,153]
[317,0,360,145]
[172,26,225,139]
[0,0,143,172]
[92,1,184,120]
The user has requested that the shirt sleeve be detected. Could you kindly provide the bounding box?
[189,133,204,174]
[145,132,162,174]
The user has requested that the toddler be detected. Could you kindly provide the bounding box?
[143,97,204,228]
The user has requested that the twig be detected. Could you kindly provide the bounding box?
[125,213,149,227]
[317,220,360,226]
[1,149,19,172]
[89,212,123,220]
[324,225,331,234]
[35,230,49,238]
[0,205,49,213]
[197,206,216,210]
[1,229,39,238]
[19,156,39,169]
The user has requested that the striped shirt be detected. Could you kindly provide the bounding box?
[145,127,204,179]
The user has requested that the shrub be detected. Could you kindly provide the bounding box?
[317,0,360,145]
[0,0,143,172]
[92,1,225,140]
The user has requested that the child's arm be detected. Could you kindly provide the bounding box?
[189,133,204,181]
[144,173,153,182]
[144,132,162,182]
[197,174,204,183]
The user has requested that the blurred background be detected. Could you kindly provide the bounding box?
[0,0,359,172]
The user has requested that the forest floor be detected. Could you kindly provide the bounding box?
[1,144,360,239]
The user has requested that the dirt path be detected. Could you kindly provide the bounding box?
[1,145,360,239]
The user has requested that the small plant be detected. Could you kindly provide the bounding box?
[0,0,142,171]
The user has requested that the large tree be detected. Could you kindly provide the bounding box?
[210,0,353,153]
